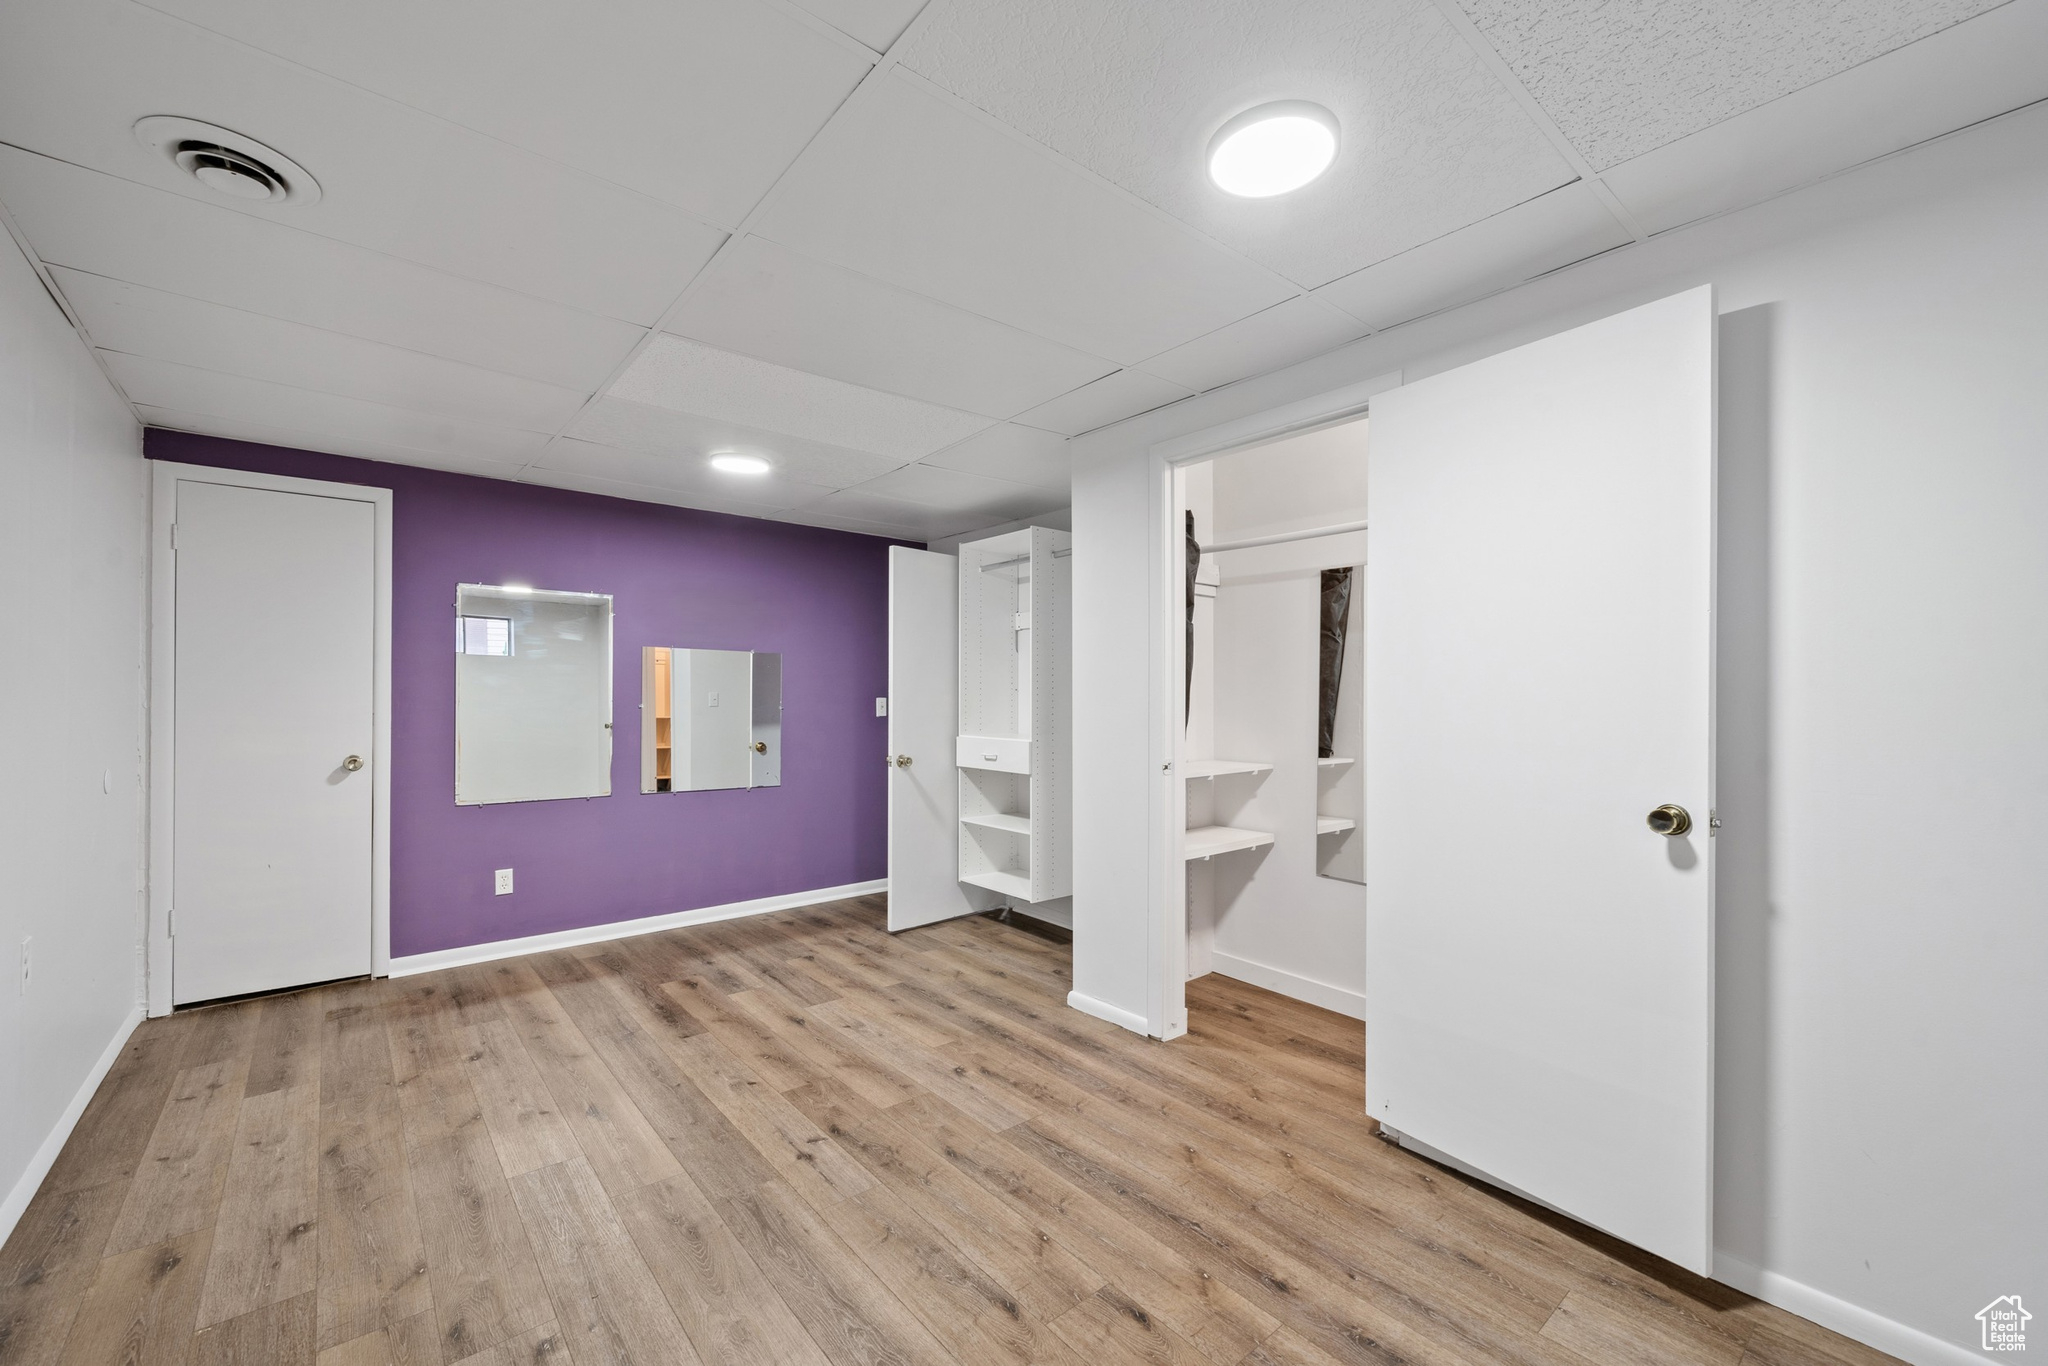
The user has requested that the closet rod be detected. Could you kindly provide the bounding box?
[978,547,1073,572]
[1203,519,1368,555]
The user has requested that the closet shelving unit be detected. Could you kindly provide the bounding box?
[1183,764,1275,859]
[956,526,1072,905]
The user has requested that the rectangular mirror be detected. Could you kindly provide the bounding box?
[456,584,613,805]
[642,647,781,792]
[1316,564,1365,883]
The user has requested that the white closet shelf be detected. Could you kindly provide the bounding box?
[1318,756,1355,769]
[1184,825,1275,859]
[1316,816,1357,835]
[961,812,1031,836]
[1183,759,1272,779]
[961,868,1033,899]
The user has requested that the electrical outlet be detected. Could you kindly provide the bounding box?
[875,697,888,717]
[19,937,30,996]
[494,868,514,896]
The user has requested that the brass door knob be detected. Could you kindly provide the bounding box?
[894,754,912,768]
[1646,804,1691,836]
[752,741,768,754]
[342,755,364,772]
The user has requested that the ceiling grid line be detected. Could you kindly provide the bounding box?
[1423,0,1647,242]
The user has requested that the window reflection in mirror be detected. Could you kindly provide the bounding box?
[455,585,613,805]
[642,647,782,793]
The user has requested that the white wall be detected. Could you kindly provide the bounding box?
[1070,104,2048,1363]
[0,227,147,1242]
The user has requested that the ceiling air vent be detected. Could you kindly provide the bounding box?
[133,116,321,206]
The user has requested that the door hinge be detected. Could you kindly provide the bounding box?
[169,523,179,550]
[166,906,174,936]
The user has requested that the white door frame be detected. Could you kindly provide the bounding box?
[148,461,393,1017]
[1142,372,1402,1039]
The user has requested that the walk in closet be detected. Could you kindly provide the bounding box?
[1179,420,1368,1018]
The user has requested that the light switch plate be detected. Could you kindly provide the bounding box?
[875,697,888,716]
[494,868,514,895]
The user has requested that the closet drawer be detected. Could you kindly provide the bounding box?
[957,735,1031,774]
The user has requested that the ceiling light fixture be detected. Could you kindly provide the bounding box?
[709,453,772,476]
[1206,101,1338,198]
[134,116,321,205]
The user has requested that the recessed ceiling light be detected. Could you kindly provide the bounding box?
[1207,101,1338,198]
[709,453,772,476]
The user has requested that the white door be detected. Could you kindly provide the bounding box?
[887,547,983,931]
[174,480,377,1003]
[1364,287,1717,1273]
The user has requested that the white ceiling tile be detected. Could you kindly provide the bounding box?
[670,235,1115,419]
[1456,0,2008,170]
[569,396,906,489]
[755,72,1295,363]
[135,405,534,480]
[1013,370,1193,437]
[921,423,1069,490]
[533,437,838,509]
[110,353,552,464]
[0,0,725,324]
[801,486,989,538]
[513,462,810,521]
[1140,295,1369,393]
[853,463,1065,520]
[1313,183,1630,331]
[771,505,927,540]
[897,0,1575,288]
[1601,0,2048,234]
[610,333,991,459]
[786,0,927,51]
[55,269,585,434]
[0,147,643,391]
[138,0,873,225]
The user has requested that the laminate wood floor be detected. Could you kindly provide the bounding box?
[1,896,1898,1366]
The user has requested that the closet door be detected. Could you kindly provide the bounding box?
[1365,287,1716,1273]
[886,547,981,930]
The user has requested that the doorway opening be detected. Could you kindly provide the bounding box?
[1175,416,1370,1041]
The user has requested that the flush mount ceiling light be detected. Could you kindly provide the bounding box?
[133,116,321,205]
[1206,101,1338,198]
[709,453,772,476]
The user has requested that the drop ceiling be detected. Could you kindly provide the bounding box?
[0,0,2040,542]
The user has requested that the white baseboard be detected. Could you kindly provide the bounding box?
[1713,1253,1979,1366]
[1212,951,1367,1020]
[0,1005,145,1249]
[388,879,887,978]
[1067,989,1149,1035]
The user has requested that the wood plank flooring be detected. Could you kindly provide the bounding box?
[0,896,1898,1366]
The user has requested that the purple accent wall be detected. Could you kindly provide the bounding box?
[148,430,903,958]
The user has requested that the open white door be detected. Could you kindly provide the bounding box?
[1365,287,1716,1273]
[887,547,985,931]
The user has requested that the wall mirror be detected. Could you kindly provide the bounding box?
[455,584,613,805]
[1316,564,1365,884]
[641,647,782,792]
